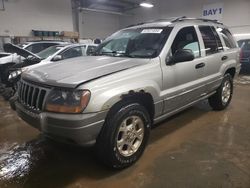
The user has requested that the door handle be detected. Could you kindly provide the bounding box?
[221,56,228,61]
[195,63,205,69]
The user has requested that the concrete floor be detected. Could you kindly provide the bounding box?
[0,77,250,188]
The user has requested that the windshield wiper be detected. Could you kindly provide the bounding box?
[101,51,122,55]
[95,51,135,58]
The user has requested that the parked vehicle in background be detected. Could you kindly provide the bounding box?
[4,43,96,100]
[83,44,98,55]
[17,41,69,54]
[13,17,240,169]
[237,39,250,74]
[8,43,97,79]
[0,41,67,84]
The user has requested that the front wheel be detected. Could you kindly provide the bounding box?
[208,74,233,111]
[95,102,151,169]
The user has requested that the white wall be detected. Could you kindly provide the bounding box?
[79,10,120,39]
[1,0,249,39]
[120,0,250,34]
[0,0,73,36]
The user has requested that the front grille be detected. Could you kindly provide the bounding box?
[17,80,50,112]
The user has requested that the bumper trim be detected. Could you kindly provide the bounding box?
[15,102,107,146]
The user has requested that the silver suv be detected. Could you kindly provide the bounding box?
[14,17,241,169]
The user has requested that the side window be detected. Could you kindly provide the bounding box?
[199,26,219,55]
[210,26,223,51]
[25,44,44,53]
[217,28,237,49]
[171,26,200,58]
[86,45,97,55]
[61,47,83,59]
[25,43,58,53]
[42,43,57,51]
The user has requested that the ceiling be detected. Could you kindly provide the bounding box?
[79,0,143,13]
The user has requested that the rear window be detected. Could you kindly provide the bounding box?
[24,43,59,53]
[217,28,237,49]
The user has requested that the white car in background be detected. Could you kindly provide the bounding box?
[3,43,97,100]
[22,43,98,70]
[0,41,67,83]
[8,43,98,80]
[0,41,67,65]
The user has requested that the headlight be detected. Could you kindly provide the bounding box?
[8,69,22,81]
[45,89,91,113]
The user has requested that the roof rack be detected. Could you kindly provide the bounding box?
[125,16,223,28]
[125,22,146,28]
[125,17,183,28]
[172,16,223,24]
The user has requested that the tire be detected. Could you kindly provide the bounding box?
[208,74,233,111]
[1,88,14,101]
[95,101,151,169]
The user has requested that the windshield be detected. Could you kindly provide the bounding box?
[36,45,64,59]
[95,27,172,58]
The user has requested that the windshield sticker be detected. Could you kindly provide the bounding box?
[141,29,163,34]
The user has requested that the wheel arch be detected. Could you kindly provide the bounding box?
[225,67,236,78]
[105,90,155,123]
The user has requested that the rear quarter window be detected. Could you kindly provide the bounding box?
[217,28,237,49]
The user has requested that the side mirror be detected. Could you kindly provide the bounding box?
[167,49,195,65]
[52,55,63,61]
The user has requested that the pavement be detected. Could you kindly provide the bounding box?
[0,76,250,188]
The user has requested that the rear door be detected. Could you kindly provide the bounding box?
[199,26,239,93]
[198,25,225,93]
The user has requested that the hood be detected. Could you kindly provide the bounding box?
[22,56,149,88]
[4,43,41,59]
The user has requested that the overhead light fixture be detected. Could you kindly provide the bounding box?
[140,2,154,8]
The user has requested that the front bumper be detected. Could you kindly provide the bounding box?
[15,102,107,146]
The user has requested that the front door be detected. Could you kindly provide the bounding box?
[161,26,206,113]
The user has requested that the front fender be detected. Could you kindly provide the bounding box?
[102,81,160,110]
[85,80,162,113]
[80,60,163,113]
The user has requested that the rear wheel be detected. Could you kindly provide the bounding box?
[95,102,151,169]
[208,74,233,111]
